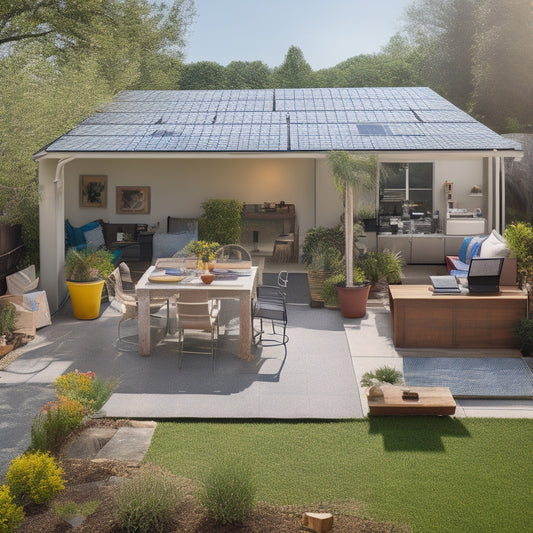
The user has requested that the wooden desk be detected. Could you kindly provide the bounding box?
[136,266,258,360]
[367,386,456,416]
[388,285,527,348]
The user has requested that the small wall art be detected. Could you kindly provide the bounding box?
[116,186,150,214]
[80,175,107,208]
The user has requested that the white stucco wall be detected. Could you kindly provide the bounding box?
[434,159,486,222]
[62,157,341,246]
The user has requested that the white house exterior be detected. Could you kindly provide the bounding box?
[35,87,522,312]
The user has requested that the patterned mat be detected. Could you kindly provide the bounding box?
[403,357,533,398]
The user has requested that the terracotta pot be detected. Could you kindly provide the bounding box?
[201,272,215,285]
[335,283,371,318]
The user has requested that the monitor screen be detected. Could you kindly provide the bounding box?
[468,257,504,278]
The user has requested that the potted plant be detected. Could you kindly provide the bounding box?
[305,245,343,307]
[358,250,403,293]
[302,225,360,307]
[180,240,220,271]
[327,151,377,317]
[0,301,17,356]
[358,204,377,233]
[334,267,371,318]
[64,246,114,320]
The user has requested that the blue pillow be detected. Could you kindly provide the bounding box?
[465,235,487,264]
[458,237,473,263]
[70,220,99,247]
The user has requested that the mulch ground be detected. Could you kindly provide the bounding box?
[16,419,411,532]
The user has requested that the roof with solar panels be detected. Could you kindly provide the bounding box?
[39,87,522,154]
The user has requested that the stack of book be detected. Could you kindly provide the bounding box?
[430,275,460,294]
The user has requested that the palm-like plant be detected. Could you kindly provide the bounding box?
[327,151,377,287]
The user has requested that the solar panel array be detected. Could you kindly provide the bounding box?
[45,87,521,153]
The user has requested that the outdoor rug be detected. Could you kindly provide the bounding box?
[403,357,533,398]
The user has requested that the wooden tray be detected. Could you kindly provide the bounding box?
[148,275,185,283]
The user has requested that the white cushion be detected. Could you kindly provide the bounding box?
[6,265,38,295]
[479,229,511,258]
[83,225,106,249]
[152,232,194,262]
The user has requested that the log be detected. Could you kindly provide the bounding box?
[302,512,333,533]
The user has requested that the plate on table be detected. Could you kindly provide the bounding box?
[148,275,185,283]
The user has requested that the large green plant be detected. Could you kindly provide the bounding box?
[198,199,243,245]
[327,151,377,287]
[503,222,533,282]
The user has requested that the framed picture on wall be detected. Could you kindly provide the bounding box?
[116,186,150,214]
[80,175,107,208]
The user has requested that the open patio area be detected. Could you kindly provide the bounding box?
[1,266,533,478]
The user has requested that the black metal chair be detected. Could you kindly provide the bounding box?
[253,271,289,349]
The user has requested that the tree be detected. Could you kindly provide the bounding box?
[0,0,104,47]
[472,0,533,131]
[0,0,195,265]
[327,152,377,287]
[225,61,272,89]
[272,45,313,88]
[403,0,476,109]
[179,61,228,89]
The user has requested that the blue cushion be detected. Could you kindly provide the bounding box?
[67,220,100,248]
[458,237,473,264]
[111,249,123,264]
[450,269,468,278]
[465,235,487,264]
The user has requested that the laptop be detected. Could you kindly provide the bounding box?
[467,257,504,293]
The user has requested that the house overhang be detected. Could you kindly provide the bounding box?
[34,149,523,162]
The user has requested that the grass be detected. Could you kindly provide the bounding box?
[145,418,533,533]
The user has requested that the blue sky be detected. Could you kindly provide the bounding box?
[184,0,413,70]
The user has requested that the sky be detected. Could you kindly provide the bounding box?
[183,0,414,70]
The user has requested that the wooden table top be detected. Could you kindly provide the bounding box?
[389,285,526,301]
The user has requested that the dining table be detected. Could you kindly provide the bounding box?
[135,265,258,360]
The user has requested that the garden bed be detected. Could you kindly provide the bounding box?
[16,419,409,533]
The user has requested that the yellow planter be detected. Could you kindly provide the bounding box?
[66,280,105,320]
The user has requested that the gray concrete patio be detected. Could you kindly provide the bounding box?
[1,268,533,479]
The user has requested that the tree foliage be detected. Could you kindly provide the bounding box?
[0,0,194,266]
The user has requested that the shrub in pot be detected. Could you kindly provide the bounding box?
[358,250,403,291]
[64,247,114,320]
[334,267,371,318]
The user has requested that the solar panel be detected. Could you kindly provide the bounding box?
[43,87,522,153]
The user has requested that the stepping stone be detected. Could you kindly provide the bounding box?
[95,427,155,462]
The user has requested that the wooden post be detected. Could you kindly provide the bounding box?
[302,512,333,533]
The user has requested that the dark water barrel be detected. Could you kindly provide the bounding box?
[0,224,26,294]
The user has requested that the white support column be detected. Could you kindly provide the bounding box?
[501,157,506,231]
[487,156,493,230]
[494,156,501,233]
[39,158,66,312]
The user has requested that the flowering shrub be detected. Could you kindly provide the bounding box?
[6,452,64,505]
[31,396,85,452]
[0,485,24,532]
[55,370,116,414]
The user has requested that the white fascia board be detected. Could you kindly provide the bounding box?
[34,149,523,162]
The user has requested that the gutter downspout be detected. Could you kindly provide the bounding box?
[501,157,506,231]
[53,157,75,309]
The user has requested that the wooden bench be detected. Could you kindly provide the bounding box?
[367,385,456,416]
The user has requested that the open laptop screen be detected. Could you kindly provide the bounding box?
[467,257,504,293]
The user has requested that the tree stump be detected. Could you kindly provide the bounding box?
[302,512,333,533]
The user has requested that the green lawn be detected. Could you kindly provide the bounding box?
[145,418,533,533]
